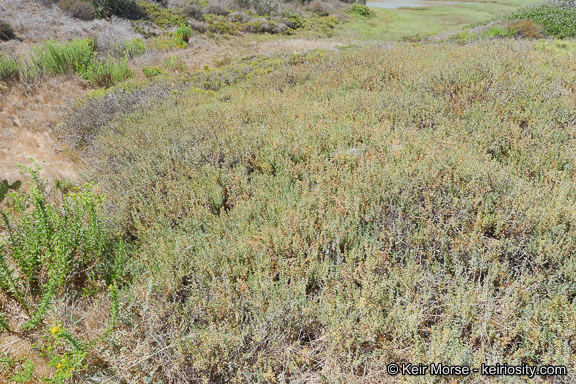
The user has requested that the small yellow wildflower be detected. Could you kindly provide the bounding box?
[57,363,63,369]
[51,326,59,335]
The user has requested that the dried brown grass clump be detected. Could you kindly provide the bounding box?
[181,3,203,19]
[508,19,544,38]
[57,0,96,21]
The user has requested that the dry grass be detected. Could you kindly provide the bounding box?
[0,76,84,185]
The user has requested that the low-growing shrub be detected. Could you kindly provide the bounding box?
[140,1,188,27]
[150,33,188,49]
[508,19,544,38]
[349,3,373,17]
[143,66,163,77]
[0,163,125,331]
[70,41,576,382]
[57,0,96,20]
[502,0,576,38]
[0,20,17,42]
[203,2,229,16]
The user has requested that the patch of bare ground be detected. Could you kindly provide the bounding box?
[0,75,85,185]
[1,335,54,383]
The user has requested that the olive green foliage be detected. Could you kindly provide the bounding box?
[0,19,17,42]
[0,163,125,332]
[143,66,163,77]
[502,0,576,38]
[60,51,322,149]
[69,41,576,382]
[150,33,188,49]
[536,38,576,54]
[349,3,373,18]
[140,1,187,27]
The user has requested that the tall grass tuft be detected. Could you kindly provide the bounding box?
[0,54,20,82]
[81,58,133,87]
[32,38,94,75]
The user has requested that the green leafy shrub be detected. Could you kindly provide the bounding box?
[143,66,163,78]
[502,0,576,38]
[57,0,96,21]
[42,325,88,384]
[0,180,21,203]
[349,3,373,17]
[140,1,187,27]
[0,19,17,42]
[0,163,125,331]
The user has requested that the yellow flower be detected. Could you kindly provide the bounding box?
[51,326,59,335]
[57,363,63,369]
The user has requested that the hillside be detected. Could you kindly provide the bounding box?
[4,0,576,382]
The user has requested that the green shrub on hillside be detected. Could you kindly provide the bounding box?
[502,0,576,38]
[140,1,187,27]
[0,163,125,331]
[349,3,373,17]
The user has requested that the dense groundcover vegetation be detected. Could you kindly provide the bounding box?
[9,40,570,382]
[502,0,576,38]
